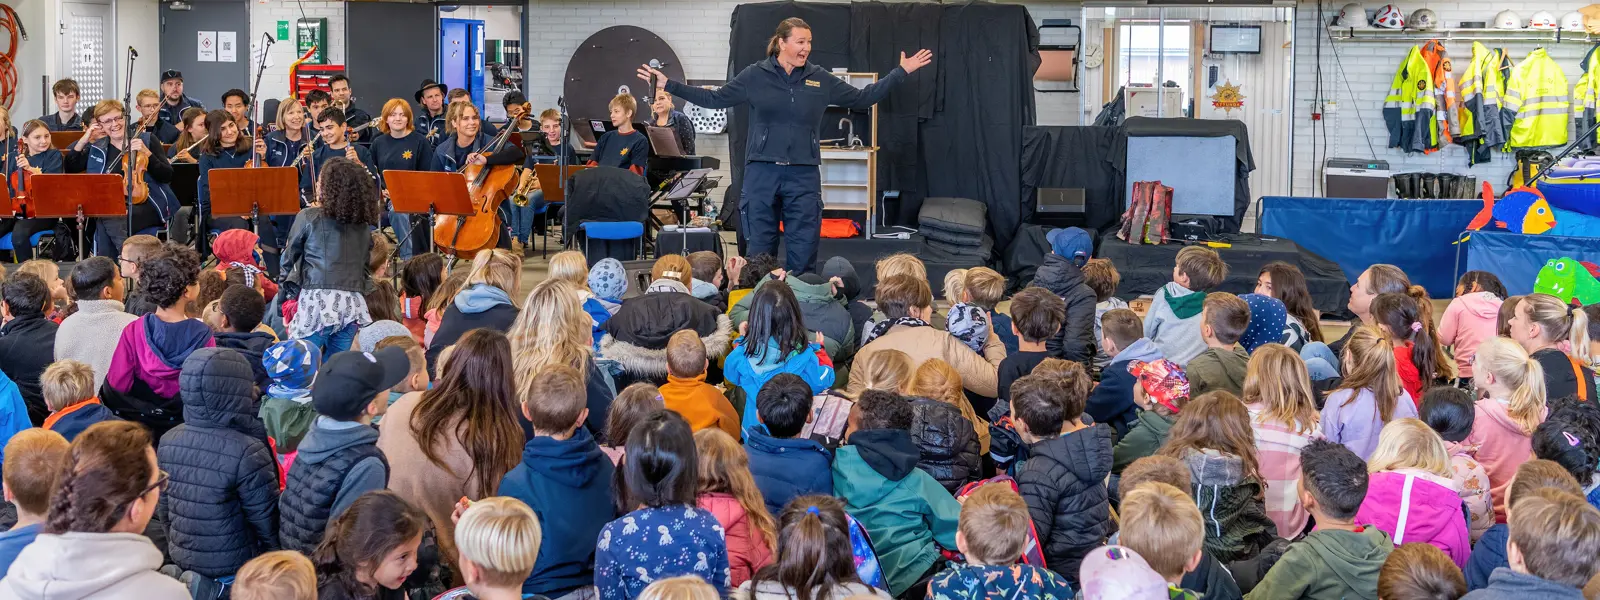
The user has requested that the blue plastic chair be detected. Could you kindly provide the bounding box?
[1,231,52,260]
[579,221,644,261]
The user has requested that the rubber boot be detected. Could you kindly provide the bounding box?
[1419,173,1439,199]
[1439,174,1459,200]
[1463,176,1478,199]
[1393,173,1416,198]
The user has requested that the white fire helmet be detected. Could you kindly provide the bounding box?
[1333,3,1368,27]
[1409,8,1440,30]
[1372,4,1405,28]
[1561,11,1586,31]
[1530,11,1559,29]
[1493,10,1523,29]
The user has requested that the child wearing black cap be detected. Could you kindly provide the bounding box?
[277,346,410,555]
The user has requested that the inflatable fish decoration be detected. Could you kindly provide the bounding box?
[1533,257,1600,306]
[1467,183,1557,235]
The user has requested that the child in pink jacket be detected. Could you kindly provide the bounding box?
[1438,272,1506,384]
[1354,419,1472,567]
[1468,338,1549,522]
[694,429,775,586]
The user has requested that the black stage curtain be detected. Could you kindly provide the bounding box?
[1021,126,1123,233]
[1110,116,1256,232]
[725,0,1039,253]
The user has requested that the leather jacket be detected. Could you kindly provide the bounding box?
[281,207,373,293]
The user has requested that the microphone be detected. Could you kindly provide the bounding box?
[648,59,661,92]
[128,46,138,58]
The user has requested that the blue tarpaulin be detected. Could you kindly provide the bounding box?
[1259,197,1482,298]
[1464,231,1600,295]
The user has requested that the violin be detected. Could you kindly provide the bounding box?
[123,139,150,205]
[433,102,529,259]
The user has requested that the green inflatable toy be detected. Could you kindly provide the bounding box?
[1534,257,1600,305]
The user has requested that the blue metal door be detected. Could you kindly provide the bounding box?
[467,21,485,109]
[439,19,470,96]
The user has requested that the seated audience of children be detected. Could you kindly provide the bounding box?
[1011,363,1112,586]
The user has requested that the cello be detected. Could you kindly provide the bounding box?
[432,103,528,259]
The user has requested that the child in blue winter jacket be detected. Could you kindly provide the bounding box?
[725,281,835,429]
[744,373,833,516]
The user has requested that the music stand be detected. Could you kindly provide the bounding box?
[26,174,126,260]
[209,167,301,239]
[537,163,594,250]
[49,132,81,151]
[385,170,475,257]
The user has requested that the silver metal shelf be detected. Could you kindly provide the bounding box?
[1326,26,1597,43]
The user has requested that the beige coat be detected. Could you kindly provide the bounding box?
[378,392,496,578]
[850,324,1007,397]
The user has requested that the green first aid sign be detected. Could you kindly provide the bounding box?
[277,20,289,41]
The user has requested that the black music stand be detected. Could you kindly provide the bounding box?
[210,167,301,240]
[385,170,474,259]
[26,174,126,260]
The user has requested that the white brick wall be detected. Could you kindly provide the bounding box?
[249,0,346,101]
[1290,0,1596,197]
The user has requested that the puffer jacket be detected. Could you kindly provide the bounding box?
[1017,424,1114,586]
[1183,448,1279,563]
[157,347,279,579]
[600,291,733,381]
[1029,253,1098,365]
[282,206,373,293]
[909,398,981,493]
[698,492,773,587]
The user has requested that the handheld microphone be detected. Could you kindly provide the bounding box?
[648,59,661,92]
[128,46,139,58]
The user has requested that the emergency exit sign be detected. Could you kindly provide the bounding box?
[276,20,289,42]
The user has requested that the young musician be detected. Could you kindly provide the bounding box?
[156,70,205,130]
[649,89,696,155]
[302,107,376,195]
[4,121,66,261]
[414,79,448,144]
[589,94,649,175]
[42,79,83,132]
[329,75,374,144]
[169,108,208,163]
[510,108,577,250]
[197,109,254,257]
[304,90,332,123]
[66,100,178,257]
[369,98,435,260]
[447,88,498,138]
[500,92,535,134]
[134,89,180,145]
[433,100,524,249]
[221,89,257,134]
[257,98,314,277]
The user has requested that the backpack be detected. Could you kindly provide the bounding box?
[938,476,1048,568]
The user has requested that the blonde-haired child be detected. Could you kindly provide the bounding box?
[849,347,912,396]
[1355,419,1471,567]
[453,496,543,599]
[1508,293,1596,401]
[1322,327,1417,460]
[1468,336,1548,523]
[694,429,776,586]
[1242,344,1321,538]
[232,551,316,600]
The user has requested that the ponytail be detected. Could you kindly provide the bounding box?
[1524,294,1591,363]
[751,495,858,600]
[1339,327,1403,423]
[767,18,810,58]
[1372,293,1444,387]
[1477,337,1547,435]
[1407,285,1450,380]
[1571,305,1593,367]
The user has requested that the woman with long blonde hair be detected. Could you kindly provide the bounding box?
[694,429,776,587]
[508,277,617,441]
[1468,337,1548,522]
[1322,326,1417,460]
[1508,293,1596,401]
[1355,419,1471,567]
[1241,344,1321,537]
[909,359,990,454]
[1156,391,1278,562]
[426,249,522,372]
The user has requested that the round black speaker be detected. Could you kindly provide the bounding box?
[563,26,686,122]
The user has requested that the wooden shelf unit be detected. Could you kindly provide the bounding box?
[819,71,879,237]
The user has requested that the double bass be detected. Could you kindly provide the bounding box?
[432,103,528,258]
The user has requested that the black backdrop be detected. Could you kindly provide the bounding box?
[723,1,1039,252]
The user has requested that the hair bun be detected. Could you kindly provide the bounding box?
[1407,285,1428,300]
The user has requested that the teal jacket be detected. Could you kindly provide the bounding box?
[832,429,961,596]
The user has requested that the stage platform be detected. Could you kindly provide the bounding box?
[1098,231,1352,317]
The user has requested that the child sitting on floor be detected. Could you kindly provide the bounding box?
[928,483,1073,599]
[1186,292,1252,398]
[1084,258,1129,370]
[39,360,116,442]
[1087,308,1163,437]
[1119,482,1210,599]
[1421,386,1495,543]
[1245,440,1393,599]
[1011,365,1113,586]
[659,330,740,438]
[942,268,991,355]
[1158,391,1279,563]
[1146,246,1228,366]
[1112,358,1189,474]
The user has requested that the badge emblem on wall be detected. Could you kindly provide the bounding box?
[1210,81,1246,115]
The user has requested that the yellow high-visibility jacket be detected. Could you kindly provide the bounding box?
[1459,42,1509,146]
[1573,45,1600,150]
[1504,48,1570,149]
[1385,45,1440,154]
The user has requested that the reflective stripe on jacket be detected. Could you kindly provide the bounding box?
[1385,46,1439,153]
[1573,45,1600,151]
[1504,48,1570,149]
